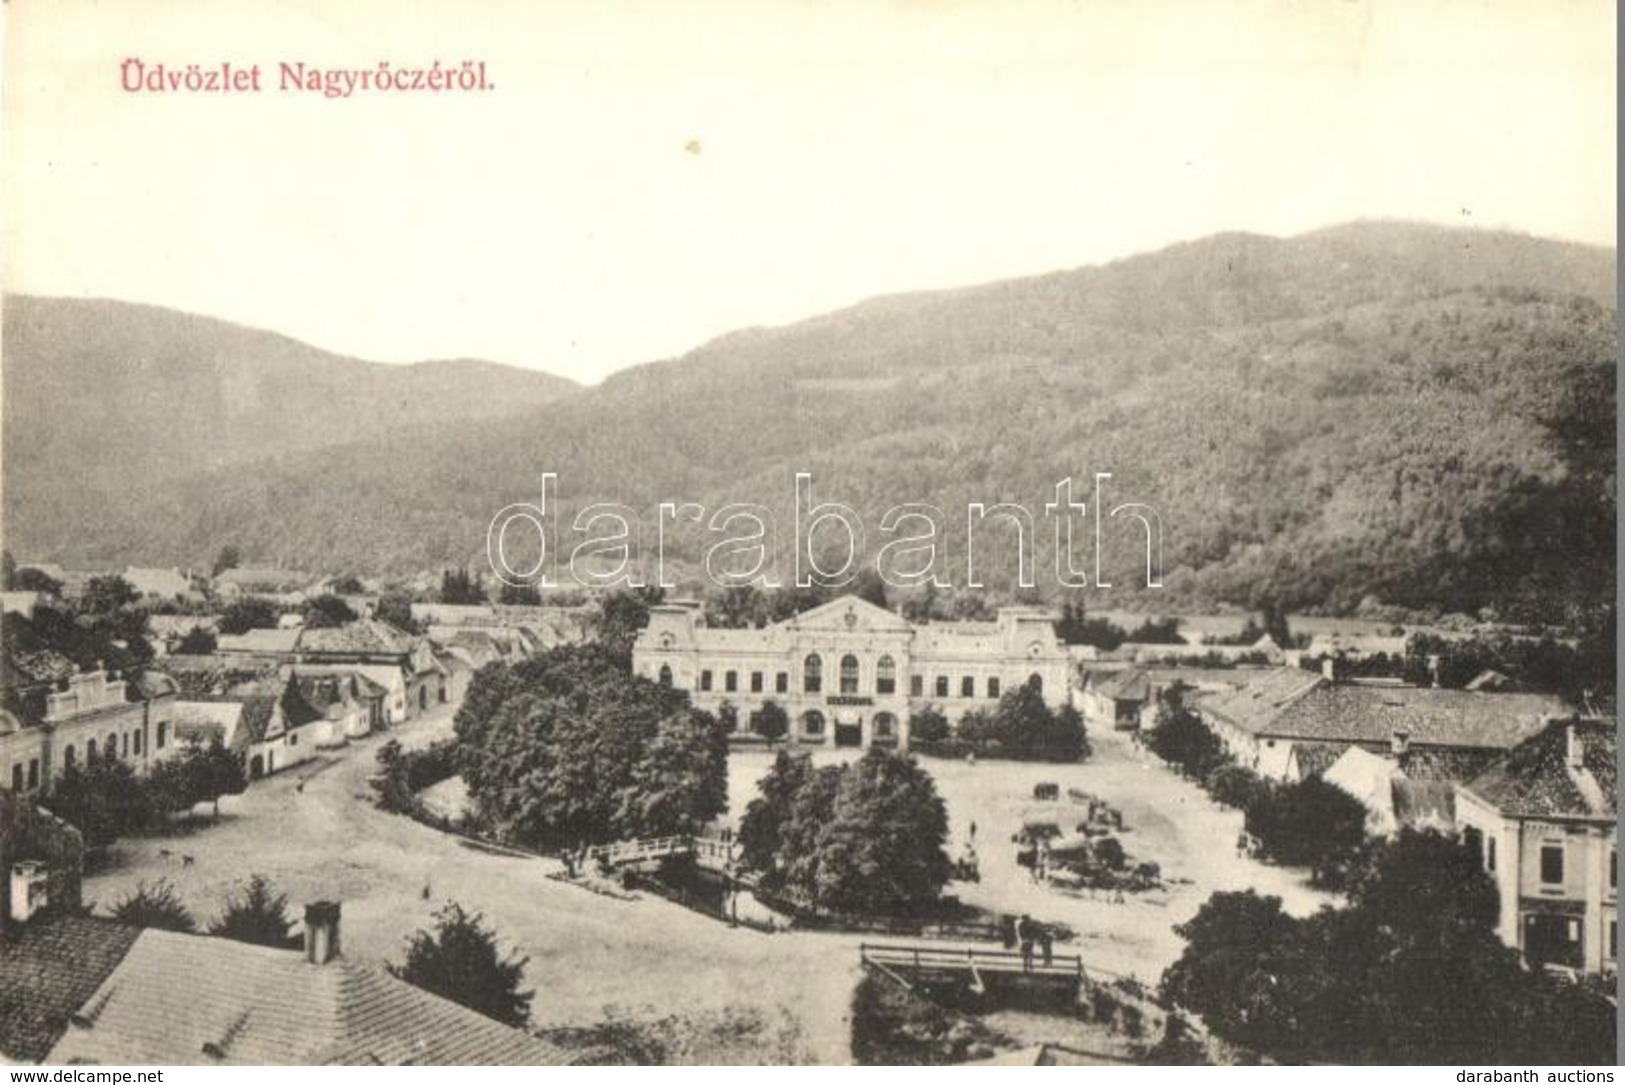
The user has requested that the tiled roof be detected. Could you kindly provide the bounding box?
[1204,673,1565,751]
[297,620,416,658]
[1459,718,1616,821]
[44,930,572,1066]
[217,629,301,655]
[0,915,140,1063]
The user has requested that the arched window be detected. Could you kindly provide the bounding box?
[876,655,897,695]
[804,654,823,694]
[802,711,826,736]
[87,739,98,762]
[64,744,76,769]
[109,732,119,759]
[840,654,860,695]
[658,664,673,687]
[1027,673,1043,694]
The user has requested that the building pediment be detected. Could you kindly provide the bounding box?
[778,595,912,635]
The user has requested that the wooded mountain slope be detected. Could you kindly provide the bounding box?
[4,224,1614,624]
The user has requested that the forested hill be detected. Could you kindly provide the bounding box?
[4,223,1614,625]
[2,295,578,541]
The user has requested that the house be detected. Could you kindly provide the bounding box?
[1455,718,1617,977]
[1,901,572,1065]
[211,567,312,599]
[0,592,45,619]
[282,663,408,726]
[1080,669,1153,730]
[1193,668,1567,782]
[120,566,194,602]
[1322,746,1456,837]
[0,668,179,798]
[633,595,1072,748]
[216,628,302,656]
[170,701,249,753]
[295,621,444,717]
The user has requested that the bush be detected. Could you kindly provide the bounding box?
[392,902,532,1027]
[112,879,195,932]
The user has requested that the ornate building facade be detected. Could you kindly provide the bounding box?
[632,595,1072,749]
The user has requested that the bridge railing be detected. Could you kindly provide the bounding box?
[860,941,1085,978]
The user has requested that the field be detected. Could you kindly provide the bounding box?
[83,709,1332,1063]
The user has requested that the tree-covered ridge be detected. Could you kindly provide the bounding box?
[8,225,1614,628]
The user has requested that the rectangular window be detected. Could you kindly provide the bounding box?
[725,670,738,693]
[750,672,764,694]
[11,765,22,791]
[935,676,949,698]
[27,759,40,790]
[122,732,131,757]
[134,732,143,755]
[961,676,975,698]
[1611,850,1617,892]
[157,722,167,749]
[877,674,895,696]
[700,670,713,692]
[910,675,923,698]
[1540,843,1565,886]
[776,672,789,694]
[1610,921,1618,960]
[1486,836,1496,873]
[988,677,1001,699]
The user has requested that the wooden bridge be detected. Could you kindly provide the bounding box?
[581,834,737,869]
[860,942,1089,1000]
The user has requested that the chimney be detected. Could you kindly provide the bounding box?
[304,901,342,965]
[1565,722,1584,771]
[1390,729,1410,757]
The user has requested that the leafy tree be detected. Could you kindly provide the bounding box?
[191,739,248,818]
[497,581,542,605]
[740,748,953,917]
[1161,833,1617,1064]
[391,902,532,1027]
[454,643,726,849]
[328,574,366,595]
[1125,616,1183,644]
[908,705,950,744]
[303,593,359,629]
[737,750,814,872]
[111,879,196,933]
[1244,777,1369,886]
[438,568,487,605]
[852,568,889,611]
[175,626,218,654]
[957,681,1089,761]
[1145,683,1225,778]
[594,586,664,661]
[704,584,763,629]
[749,699,790,743]
[1203,762,1267,812]
[80,575,139,616]
[210,874,299,948]
[375,591,422,634]
[11,565,63,595]
[1091,835,1127,871]
[1054,598,1129,650]
[211,545,242,578]
[716,700,740,735]
[217,597,280,635]
[42,764,120,848]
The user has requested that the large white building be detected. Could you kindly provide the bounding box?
[631,594,1072,749]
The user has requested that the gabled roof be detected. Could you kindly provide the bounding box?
[1202,673,1565,751]
[217,629,301,655]
[297,620,417,658]
[1459,718,1616,822]
[774,594,913,635]
[44,929,572,1065]
[0,915,141,1063]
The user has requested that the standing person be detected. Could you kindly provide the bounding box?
[1039,925,1054,968]
[1016,914,1034,972]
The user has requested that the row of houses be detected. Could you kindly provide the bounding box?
[1086,661,1615,979]
[0,612,542,793]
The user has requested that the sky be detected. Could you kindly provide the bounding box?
[2,0,1616,384]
